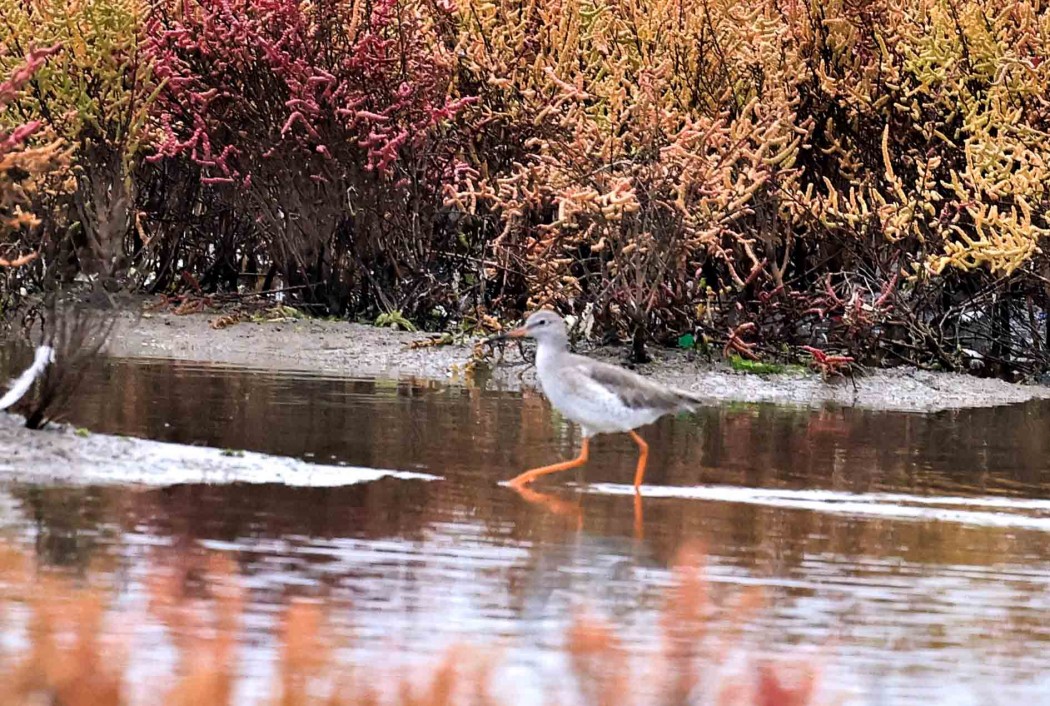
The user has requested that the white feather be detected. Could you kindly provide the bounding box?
[0,345,55,411]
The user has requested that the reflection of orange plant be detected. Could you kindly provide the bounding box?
[567,612,628,706]
[150,554,241,706]
[0,542,827,705]
[564,545,821,706]
[0,577,125,705]
[659,545,709,702]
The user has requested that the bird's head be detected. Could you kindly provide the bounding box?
[488,309,568,347]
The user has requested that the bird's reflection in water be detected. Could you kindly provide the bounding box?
[507,480,646,539]
[507,488,657,680]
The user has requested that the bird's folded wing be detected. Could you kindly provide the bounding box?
[576,359,692,411]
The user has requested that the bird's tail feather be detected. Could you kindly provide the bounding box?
[676,388,707,411]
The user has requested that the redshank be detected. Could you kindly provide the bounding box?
[489,310,704,489]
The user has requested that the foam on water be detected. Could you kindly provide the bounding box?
[587,483,1050,531]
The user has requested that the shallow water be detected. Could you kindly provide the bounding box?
[1,357,1049,704]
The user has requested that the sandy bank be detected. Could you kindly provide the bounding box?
[103,309,1050,413]
[0,413,437,487]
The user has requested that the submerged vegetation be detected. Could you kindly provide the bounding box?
[2,0,1050,376]
[0,542,827,705]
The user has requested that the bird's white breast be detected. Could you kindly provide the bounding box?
[535,347,662,436]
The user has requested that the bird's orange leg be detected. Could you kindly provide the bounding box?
[508,438,590,487]
[629,430,649,488]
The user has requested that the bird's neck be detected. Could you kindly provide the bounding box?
[535,339,567,373]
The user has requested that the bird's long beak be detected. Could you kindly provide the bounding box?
[486,326,528,343]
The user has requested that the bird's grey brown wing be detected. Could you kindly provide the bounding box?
[574,358,701,412]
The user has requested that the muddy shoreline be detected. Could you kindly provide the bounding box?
[104,309,1050,413]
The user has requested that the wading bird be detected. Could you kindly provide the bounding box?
[489,310,703,489]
